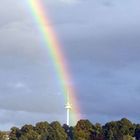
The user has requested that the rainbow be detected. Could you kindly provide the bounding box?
[27,0,81,124]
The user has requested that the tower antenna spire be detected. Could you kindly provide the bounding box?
[65,90,72,126]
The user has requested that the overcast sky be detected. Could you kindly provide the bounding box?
[0,0,140,130]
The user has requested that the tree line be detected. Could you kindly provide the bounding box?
[1,118,140,140]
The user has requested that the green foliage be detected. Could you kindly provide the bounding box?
[19,124,40,140]
[118,118,135,136]
[20,125,34,134]
[103,118,135,140]
[0,131,8,140]
[123,135,134,140]
[35,121,50,139]
[92,123,104,139]
[135,124,140,140]
[35,121,49,133]
[63,124,74,140]
[20,130,40,140]
[48,121,67,140]
[9,127,20,140]
[73,120,93,140]
[6,118,140,140]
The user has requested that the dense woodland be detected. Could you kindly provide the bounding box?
[1,118,140,140]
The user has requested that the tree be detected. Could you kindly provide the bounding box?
[19,124,40,140]
[9,127,20,140]
[118,118,135,136]
[135,124,140,140]
[0,131,8,140]
[47,121,67,140]
[63,124,72,139]
[35,121,50,139]
[73,120,93,140]
[6,118,138,140]
[91,123,104,140]
[123,135,134,140]
[20,130,40,140]
[20,125,34,134]
[103,118,135,140]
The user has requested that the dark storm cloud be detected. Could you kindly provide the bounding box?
[47,0,140,123]
[0,0,140,130]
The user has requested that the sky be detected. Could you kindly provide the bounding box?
[0,0,140,130]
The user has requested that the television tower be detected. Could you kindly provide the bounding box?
[65,93,72,126]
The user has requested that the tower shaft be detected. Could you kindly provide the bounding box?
[65,102,72,125]
[65,91,72,125]
[67,108,70,126]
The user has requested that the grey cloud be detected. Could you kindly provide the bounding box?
[0,0,140,130]
[0,109,65,130]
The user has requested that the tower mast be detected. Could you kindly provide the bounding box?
[65,92,72,126]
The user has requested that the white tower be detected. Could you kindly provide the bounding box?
[65,94,72,126]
